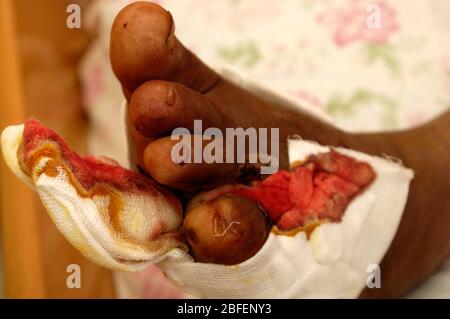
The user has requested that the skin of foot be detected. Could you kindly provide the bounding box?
[110,2,450,298]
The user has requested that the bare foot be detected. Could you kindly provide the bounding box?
[110,2,450,298]
[110,2,349,190]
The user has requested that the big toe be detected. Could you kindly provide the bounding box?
[111,2,219,94]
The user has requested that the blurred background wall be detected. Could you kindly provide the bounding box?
[0,0,114,298]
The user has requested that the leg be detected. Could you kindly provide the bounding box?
[111,2,450,297]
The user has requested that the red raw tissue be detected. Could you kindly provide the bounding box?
[230,151,376,230]
[20,118,181,210]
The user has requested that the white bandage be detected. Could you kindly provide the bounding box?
[1,66,413,298]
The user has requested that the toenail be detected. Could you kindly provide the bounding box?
[166,86,176,106]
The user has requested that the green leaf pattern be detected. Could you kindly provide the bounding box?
[217,41,262,69]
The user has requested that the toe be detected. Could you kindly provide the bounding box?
[128,119,155,170]
[128,80,224,138]
[143,136,238,191]
[111,2,219,94]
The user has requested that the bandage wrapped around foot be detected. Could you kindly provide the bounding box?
[1,119,186,271]
[1,115,413,298]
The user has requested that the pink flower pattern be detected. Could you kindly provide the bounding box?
[317,0,399,47]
